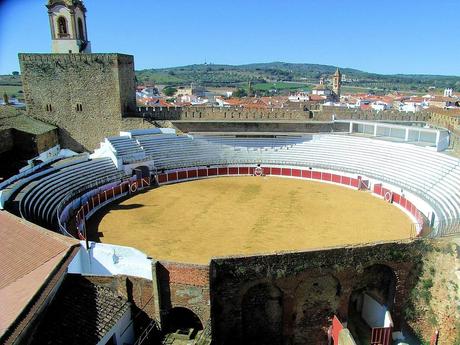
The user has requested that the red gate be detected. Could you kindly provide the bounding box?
[371,326,392,345]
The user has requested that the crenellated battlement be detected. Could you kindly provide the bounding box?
[19,53,133,65]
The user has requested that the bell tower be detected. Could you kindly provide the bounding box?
[47,0,91,53]
[332,67,342,100]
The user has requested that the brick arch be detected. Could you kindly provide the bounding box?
[346,263,398,338]
[163,306,203,334]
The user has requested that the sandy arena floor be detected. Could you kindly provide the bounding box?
[88,176,413,264]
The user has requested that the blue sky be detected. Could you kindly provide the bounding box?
[0,0,459,76]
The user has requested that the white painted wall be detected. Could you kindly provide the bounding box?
[361,293,387,328]
[68,242,153,280]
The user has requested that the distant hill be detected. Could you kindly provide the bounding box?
[136,62,460,94]
[2,62,460,98]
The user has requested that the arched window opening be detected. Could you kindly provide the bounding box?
[77,18,84,40]
[57,17,68,37]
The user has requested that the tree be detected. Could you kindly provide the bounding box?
[233,88,247,98]
[163,86,177,97]
[12,71,19,76]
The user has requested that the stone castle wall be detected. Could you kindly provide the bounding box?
[19,53,139,151]
[137,106,431,123]
[210,240,422,345]
[171,120,346,133]
[317,106,431,122]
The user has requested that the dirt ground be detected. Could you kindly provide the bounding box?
[88,177,413,264]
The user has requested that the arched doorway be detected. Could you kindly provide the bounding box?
[132,165,150,178]
[242,283,283,345]
[347,264,397,343]
[164,307,203,336]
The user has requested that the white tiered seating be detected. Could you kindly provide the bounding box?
[130,133,460,227]
[18,157,123,226]
[107,136,144,160]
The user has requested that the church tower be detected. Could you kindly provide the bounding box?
[332,67,342,100]
[47,0,91,53]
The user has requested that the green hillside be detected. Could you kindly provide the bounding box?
[136,62,460,94]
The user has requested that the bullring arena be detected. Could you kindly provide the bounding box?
[2,2,459,344]
[2,127,460,345]
[90,176,412,264]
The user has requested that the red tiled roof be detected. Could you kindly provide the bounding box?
[309,95,327,102]
[0,211,78,337]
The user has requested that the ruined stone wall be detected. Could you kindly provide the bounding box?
[19,53,138,151]
[210,241,422,345]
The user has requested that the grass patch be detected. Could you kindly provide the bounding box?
[0,85,23,98]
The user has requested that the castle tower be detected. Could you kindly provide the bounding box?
[332,68,342,100]
[47,0,91,53]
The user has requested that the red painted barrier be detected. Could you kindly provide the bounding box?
[198,168,207,177]
[218,167,228,175]
[331,315,343,345]
[331,174,341,183]
[302,170,312,178]
[292,168,301,177]
[271,167,281,175]
[158,174,167,183]
[228,167,238,175]
[312,171,321,180]
[430,330,439,345]
[167,172,177,181]
[178,171,187,180]
[342,176,351,185]
[281,168,291,176]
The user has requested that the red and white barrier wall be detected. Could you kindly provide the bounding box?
[156,165,428,234]
[60,164,429,239]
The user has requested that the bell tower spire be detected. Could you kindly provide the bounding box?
[47,0,91,53]
[332,67,342,100]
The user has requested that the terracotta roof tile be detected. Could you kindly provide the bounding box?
[0,212,78,336]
